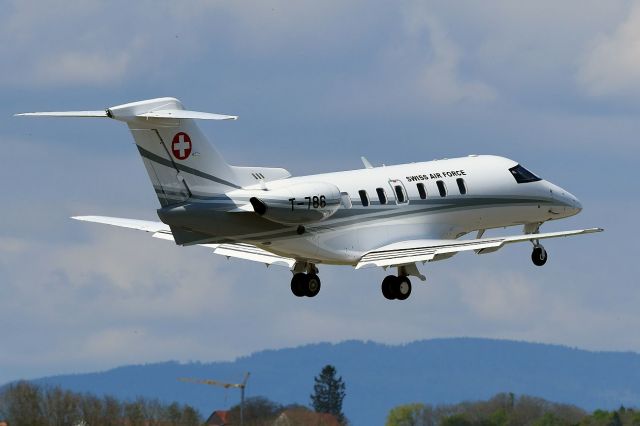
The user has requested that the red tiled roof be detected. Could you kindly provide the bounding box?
[205,410,230,425]
[276,408,340,426]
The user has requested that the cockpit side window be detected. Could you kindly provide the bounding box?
[509,164,541,184]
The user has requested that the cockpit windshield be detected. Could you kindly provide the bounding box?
[509,164,541,184]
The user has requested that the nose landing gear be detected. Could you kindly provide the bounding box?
[531,245,548,266]
[525,225,548,267]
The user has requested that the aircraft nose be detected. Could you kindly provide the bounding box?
[573,195,583,212]
[562,191,582,215]
[548,182,582,216]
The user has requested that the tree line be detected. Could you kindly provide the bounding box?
[0,364,347,425]
[222,364,347,425]
[386,393,640,426]
[0,381,201,425]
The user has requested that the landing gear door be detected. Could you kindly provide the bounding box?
[389,179,409,205]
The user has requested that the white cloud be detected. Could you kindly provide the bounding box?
[457,270,540,321]
[0,0,371,88]
[578,3,640,96]
[213,0,370,52]
[0,230,243,375]
[32,45,137,86]
[0,1,136,87]
[404,8,497,105]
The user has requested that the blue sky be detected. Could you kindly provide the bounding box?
[1,0,639,385]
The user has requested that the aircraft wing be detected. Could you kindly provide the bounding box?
[356,228,603,269]
[72,216,296,268]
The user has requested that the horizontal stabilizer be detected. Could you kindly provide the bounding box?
[15,109,237,121]
[16,97,238,122]
[136,109,238,120]
[14,111,108,118]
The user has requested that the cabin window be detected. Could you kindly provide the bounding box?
[416,183,427,199]
[394,185,408,203]
[456,178,467,195]
[509,164,541,184]
[358,190,369,207]
[436,180,447,197]
[376,187,387,204]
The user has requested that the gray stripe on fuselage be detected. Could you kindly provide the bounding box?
[178,195,555,245]
[154,187,233,202]
[137,146,241,189]
[299,197,551,239]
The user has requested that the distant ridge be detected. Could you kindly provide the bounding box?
[7,338,640,425]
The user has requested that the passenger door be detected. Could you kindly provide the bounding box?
[388,179,409,205]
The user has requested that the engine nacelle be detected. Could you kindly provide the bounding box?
[249,182,342,225]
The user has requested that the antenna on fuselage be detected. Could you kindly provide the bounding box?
[361,156,374,169]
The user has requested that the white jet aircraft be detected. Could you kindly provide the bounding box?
[18,97,602,300]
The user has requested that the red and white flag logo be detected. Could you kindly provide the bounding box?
[172,132,192,160]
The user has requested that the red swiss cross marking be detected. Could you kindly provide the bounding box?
[171,132,192,160]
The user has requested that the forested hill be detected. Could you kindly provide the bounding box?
[11,338,640,425]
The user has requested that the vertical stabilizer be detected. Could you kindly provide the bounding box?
[107,98,241,206]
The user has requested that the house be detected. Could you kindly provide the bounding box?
[205,410,230,426]
[273,408,340,426]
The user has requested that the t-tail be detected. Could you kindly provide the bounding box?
[16,97,290,207]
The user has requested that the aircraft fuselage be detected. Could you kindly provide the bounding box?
[157,155,581,265]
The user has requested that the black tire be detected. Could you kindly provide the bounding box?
[395,276,412,300]
[306,274,321,297]
[381,275,397,300]
[531,247,548,266]
[290,273,308,297]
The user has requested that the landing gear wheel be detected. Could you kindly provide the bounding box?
[305,274,321,297]
[290,273,308,297]
[531,246,548,266]
[395,276,412,300]
[381,275,397,300]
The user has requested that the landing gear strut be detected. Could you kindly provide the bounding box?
[381,275,412,300]
[290,263,321,297]
[526,226,548,267]
[531,245,548,266]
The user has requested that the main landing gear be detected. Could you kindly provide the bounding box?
[290,262,321,297]
[291,272,321,297]
[381,275,412,300]
[380,264,423,301]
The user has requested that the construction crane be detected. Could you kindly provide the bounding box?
[178,373,251,426]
